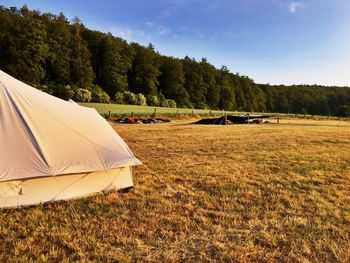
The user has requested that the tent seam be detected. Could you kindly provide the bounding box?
[1,84,52,170]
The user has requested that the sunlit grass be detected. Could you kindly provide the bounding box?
[1,118,350,262]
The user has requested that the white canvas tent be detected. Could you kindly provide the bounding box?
[0,70,141,208]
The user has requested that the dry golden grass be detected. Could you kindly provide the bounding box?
[1,118,350,262]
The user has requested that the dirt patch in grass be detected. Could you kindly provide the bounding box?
[1,119,350,262]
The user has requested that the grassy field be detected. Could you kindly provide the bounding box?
[80,103,349,122]
[80,102,235,117]
[1,118,350,262]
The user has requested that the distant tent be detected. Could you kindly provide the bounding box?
[195,115,272,125]
[0,70,141,208]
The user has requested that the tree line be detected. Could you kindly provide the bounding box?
[0,6,349,116]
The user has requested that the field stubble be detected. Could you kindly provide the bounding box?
[0,119,350,262]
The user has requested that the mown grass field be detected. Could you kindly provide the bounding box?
[1,118,350,262]
[80,102,234,117]
[81,102,298,118]
[80,103,348,122]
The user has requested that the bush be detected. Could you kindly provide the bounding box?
[52,84,75,100]
[158,92,169,107]
[98,92,110,103]
[122,91,137,105]
[136,93,147,106]
[160,99,169,107]
[114,91,173,107]
[167,99,177,108]
[74,88,92,102]
[196,102,207,109]
[91,85,110,103]
[185,103,194,109]
[114,91,139,105]
[115,92,124,104]
[146,95,159,106]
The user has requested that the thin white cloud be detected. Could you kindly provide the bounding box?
[158,26,170,35]
[109,26,150,44]
[145,21,171,35]
[158,0,186,18]
[108,22,171,45]
[273,0,305,14]
[109,26,133,41]
[145,22,155,28]
[288,2,302,13]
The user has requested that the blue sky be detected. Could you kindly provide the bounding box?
[2,0,350,86]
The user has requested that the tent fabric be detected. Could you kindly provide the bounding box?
[0,70,141,182]
[67,99,79,105]
[0,167,133,208]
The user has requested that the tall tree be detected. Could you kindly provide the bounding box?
[100,35,131,96]
[128,43,160,95]
[159,56,190,107]
[239,77,257,112]
[200,58,220,109]
[218,66,236,110]
[70,17,94,87]
[44,12,71,84]
[182,56,206,108]
[3,6,49,84]
[0,6,16,75]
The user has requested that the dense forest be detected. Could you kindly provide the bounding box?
[0,6,349,116]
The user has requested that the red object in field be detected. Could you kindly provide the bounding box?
[123,117,135,124]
